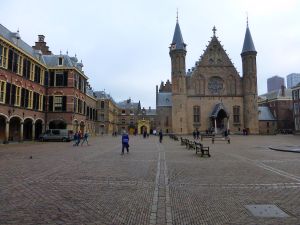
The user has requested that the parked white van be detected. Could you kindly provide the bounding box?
[39,129,71,142]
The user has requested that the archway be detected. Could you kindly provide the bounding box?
[140,125,147,134]
[0,115,6,142]
[216,109,228,131]
[35,119,43,140]
[49,120,67,129]
[23,118,33,140]
[210,103,229,134]
[9,117,21,142]
[137,119,150,135]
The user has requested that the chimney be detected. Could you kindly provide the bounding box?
[32,35,52,55]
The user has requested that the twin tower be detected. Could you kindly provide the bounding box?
[167,19,259,134]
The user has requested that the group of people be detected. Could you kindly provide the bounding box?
[73,131,89,146]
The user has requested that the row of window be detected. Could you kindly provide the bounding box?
[0,80,44,111]
[1,43,46,85]
[1,43,87,93]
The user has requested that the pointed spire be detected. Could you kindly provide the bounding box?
[170,12,186,51]
[241,19,256,54]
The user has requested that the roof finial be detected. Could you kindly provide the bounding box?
[176,8,178,22]
[212,26,217,36]
[246,12,249,27]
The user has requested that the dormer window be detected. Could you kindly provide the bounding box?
[58,57,63,66]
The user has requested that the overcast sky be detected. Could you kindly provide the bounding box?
[1,0,299,108]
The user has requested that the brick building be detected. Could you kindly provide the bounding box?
[0,24,98,143]
[258,86,294,133]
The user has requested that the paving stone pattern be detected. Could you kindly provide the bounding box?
[0,135,300,224]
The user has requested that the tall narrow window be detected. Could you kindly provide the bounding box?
[30,63,35,81]
[193,106,200,123]
[40,69,45,85]
[54,96,63,111]
[15,86,21,106]
[55,73,64,86]
[233,106,240,124]
[39,94,43,111]
[58,57,63,66]
[100,101,105,109]
[73,97,78,112]
[0,45,8,68]
[0,80,6,103]
[28,90,33,109]
[17,55,23,75]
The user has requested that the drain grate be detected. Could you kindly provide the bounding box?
[245,204,289,218]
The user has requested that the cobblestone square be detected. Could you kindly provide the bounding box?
[0,135,300,225]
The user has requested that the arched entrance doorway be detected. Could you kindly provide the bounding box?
[140,125,147,134]
[49,120,67,129]
[210,103,229,134]
[137,119,150,135]
[0,115,6,142]
[9,117,21,142]
[35,119,43,140]
[23,118,33,140]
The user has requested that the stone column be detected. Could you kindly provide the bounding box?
[20,122,24,142]
[32,122,35,141]
[5,121,9,143]
[214,119,217,134]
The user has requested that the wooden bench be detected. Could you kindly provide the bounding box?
[180,137,187,146]
[212,136,230,144]
[201,134,215,141]
[187,140,196,150]
[195,142,210,157]
[169,134,179,141]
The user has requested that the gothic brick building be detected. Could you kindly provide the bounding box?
[156,19,259,134]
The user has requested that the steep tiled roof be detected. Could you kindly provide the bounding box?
[170,22,186,50]
[0,24,43,62]
[259,88,293,101]
[241,24,256,54]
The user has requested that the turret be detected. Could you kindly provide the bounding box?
[241,21,259,134]
[169,15,188,134]
[169,18,187,94]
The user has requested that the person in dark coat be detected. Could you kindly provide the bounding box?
[159,129,163,143]
[121,130,129,154]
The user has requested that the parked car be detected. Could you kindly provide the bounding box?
[39,129,71,142]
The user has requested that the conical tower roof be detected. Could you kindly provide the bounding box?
[241,24,256,54]
[170,21,186,50]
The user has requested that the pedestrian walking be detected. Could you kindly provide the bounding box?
[73,132,78,146]
[159,129,163,143]
[196,129,200,139]
[76,131,81,146]
[193,130,196,139]
[121,130,129,154]
[81,132,89,146]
